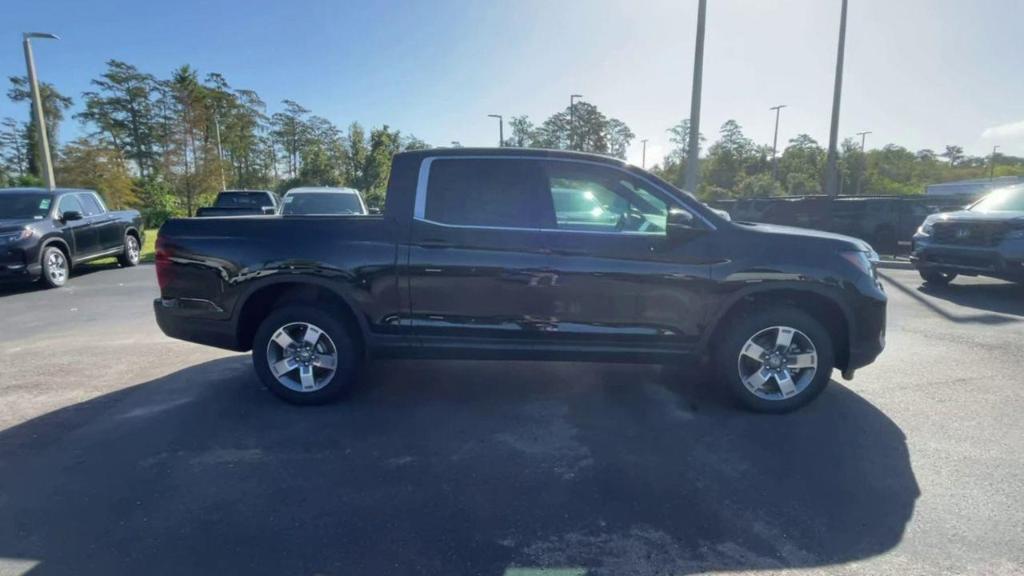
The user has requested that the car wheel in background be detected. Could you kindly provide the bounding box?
[715,307,834,413]
[252,305,359,405]
[919,269,956,286]
[39,246,69,289]
[118,234,141,267]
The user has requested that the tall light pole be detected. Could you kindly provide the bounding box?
[856,131,871,195]
[569,94,582,150]
[487,114,504,147]
[990,145,1000,180]
[824,0,849,197]
[685,0,707,193]
[641,139,648,169]
[213,108,226,191]
[857,130,871,151]
[22,32,60,190]
[769,104,786,180]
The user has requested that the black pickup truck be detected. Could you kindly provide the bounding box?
[1,188,144,288]
[154,148,887,412]
[194,190,280,217]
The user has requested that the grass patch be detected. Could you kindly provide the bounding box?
[84,229,158,267]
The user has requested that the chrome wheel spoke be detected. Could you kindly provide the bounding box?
[775,369,797,397]
[303,325,323,347]
[312,354,336,370]
[788,353,816,369]
[741,341,767,361]
[298,365,316,391]
[743,367,770,390]
[271,357,298,377]
[272,329,297,350]
[774,328,795,351]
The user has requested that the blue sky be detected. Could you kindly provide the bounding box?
[3,0,1023,166]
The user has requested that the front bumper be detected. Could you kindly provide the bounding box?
[845,281,887,372]
[910,235,1024,281]
[153,298,246,351]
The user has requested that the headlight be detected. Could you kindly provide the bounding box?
[840,250,876,277]
[0,229,32,243]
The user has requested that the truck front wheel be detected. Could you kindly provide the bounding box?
[252,305,359,404]
[714,307,834,413]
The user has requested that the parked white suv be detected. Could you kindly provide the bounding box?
[281,187,368,216]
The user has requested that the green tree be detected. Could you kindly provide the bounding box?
[7,76,73,177]
[271,100,310,178]
[505,115,537,148]
[57,137,139,209]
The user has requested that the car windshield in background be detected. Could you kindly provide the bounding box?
[970,185,1024,212]
[282,193,364,215]
[214,192,274,207]
[0,193,54,220]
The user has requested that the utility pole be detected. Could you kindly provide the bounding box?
[641,139,648,169]
[824,0,848,197]
[685,0,707,193]
[770,104,786,180]
[213,108,226,191]
[990,145,1000,180]
[569,94,583,150]
[487,114,504,147]
[856,131,871,195]
[22,32,60,190]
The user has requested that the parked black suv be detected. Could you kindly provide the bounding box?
[154,149,887,412]
[911,184,1024,285]
[1,188,144,288]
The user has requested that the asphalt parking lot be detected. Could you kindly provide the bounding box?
[1,264,1022,575]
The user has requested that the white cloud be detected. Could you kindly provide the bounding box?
[981,120,1024,142]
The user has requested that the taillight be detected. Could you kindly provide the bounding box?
[154,235,173,291]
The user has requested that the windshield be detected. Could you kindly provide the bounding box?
[970,185,1024,212]
[282,192,365,215]
[0,193,54,220]
[214,192,275,208]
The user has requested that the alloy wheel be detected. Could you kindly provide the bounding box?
[265,322,339,392]
[46,250,67,285]
[737,325,818,401]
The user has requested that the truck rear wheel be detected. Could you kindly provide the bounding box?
[118,234,141,267]
[714,307,834,413]
[252,305,359,404]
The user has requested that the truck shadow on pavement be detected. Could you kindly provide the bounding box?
[0,357,919,576]
[918,280,1024,318]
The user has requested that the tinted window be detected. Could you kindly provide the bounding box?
[283,193,365,215]
[78,193,104,216]
[540,161,670,234]
[425,159,542,228]
[58,194,84,216]
[214,192,276,208]
[0,193,53,220]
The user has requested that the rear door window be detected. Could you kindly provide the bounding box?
[78,193,105,216]
[424,159,544,228]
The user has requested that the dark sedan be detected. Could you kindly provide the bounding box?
[0,188,144,288]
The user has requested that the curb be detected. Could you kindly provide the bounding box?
[876,259,914,271]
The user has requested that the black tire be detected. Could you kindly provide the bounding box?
[714,307,835,413]
[919,269,956,286]
[39,246,69,288]
[252,305,360,405]
[118,233,141,267]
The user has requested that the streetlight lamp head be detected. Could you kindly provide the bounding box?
[25,32,60,40]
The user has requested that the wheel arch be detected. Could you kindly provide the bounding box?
[701,284,853,371]
[233,276,369,359]
[40,236,72,265]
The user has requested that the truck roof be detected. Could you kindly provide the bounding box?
[396,147,630,168]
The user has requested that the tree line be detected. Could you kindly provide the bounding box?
[2,59,1022,226]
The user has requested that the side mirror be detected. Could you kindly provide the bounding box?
[61,210,83,222]
[666,208,704,240]
[711,208,732,222]
[368,207,381,215]
[261,206,277,215]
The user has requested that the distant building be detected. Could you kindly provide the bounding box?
[926,176,1024,196]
